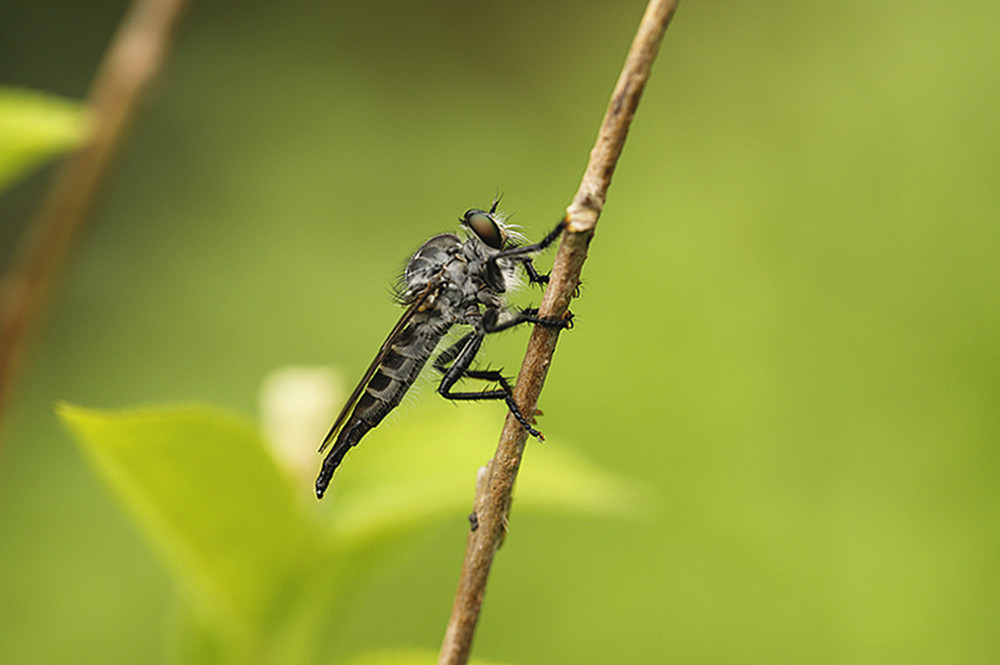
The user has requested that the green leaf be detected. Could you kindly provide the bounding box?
[57,404,316,641]
[0,86,87,191]
[58,399,645,664]
[316,402,650,547]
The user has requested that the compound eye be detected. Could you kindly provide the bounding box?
[462,209,505,250]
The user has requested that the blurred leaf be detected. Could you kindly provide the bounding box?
[319,403,647,546]
[166,602,232,665]
[58,400,642,664]
[341,649,509,665]
[0,86,87,191]
[57,404,316,643]
[518,437,654,520]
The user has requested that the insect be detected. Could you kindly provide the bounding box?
[315,200,572,498]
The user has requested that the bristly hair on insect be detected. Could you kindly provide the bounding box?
[314,201,572,499]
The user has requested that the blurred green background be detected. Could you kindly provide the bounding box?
[2,0,999,663]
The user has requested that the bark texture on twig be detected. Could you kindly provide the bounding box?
[438,1,680,664]
[0,0,191,425]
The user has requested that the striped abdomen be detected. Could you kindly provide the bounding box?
[315,315,451,495]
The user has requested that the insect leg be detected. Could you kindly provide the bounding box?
[488,219,565,279]
[434,330,544,439]
[518,257,550,287]
[518,257,582,297]
[433,331,476,374]
[482,307,574,333]
[496,218,582,295]
[500,218,567,258]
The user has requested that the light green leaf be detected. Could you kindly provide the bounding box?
[58,399,645,664]
[0,86,87,191]
[316,402,649,546]
[57,404,316,641]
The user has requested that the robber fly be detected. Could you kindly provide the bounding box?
[315,200,571,498]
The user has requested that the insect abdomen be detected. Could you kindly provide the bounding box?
[315,320,448,498]
[364,320,446,417]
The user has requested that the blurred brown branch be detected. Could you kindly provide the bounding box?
[0,0,191,426]
[437,1,681,663]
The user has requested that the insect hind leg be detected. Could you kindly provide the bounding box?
[447,368,544,439]
[434,331,544,440]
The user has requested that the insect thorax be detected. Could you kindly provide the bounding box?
[400,231,514,315]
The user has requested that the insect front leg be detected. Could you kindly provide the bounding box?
[503,218,567,258]
[433,330,544,439]
[487,218,565,274]
[518,257,550,287]
[517,256,583,298]
[498,218,582,296]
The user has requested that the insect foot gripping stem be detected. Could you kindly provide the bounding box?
[505,393,545,441]
[521,308,575,330]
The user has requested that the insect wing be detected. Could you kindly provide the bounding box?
[318,280,439,454]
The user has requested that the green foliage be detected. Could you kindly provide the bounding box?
[58,402,642,665]
[4,1,999,663]
[0,86,87,191]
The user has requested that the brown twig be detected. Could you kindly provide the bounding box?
[0,0,191,425]
[437,1,680,663]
